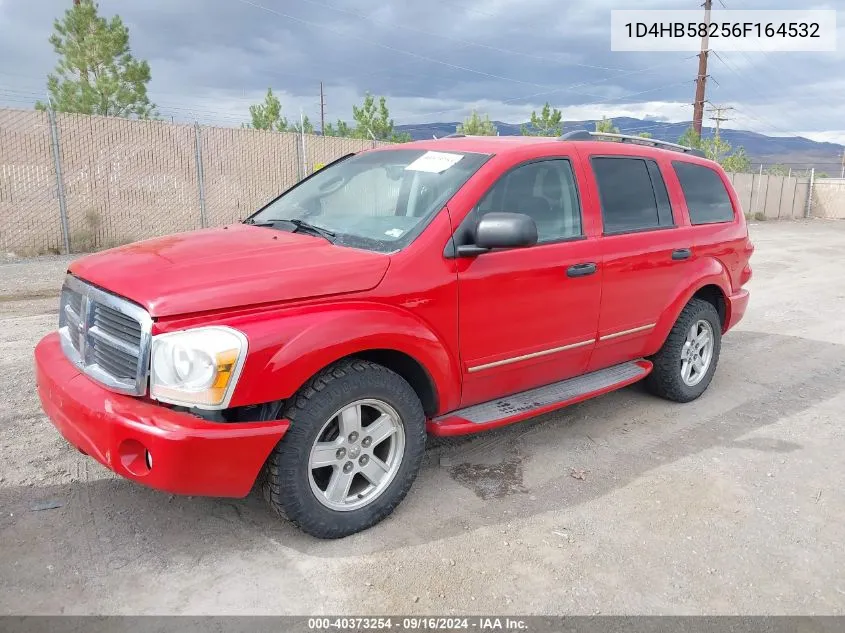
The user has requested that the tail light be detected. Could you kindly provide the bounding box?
[740,239,754,285]
[740,264,752,286]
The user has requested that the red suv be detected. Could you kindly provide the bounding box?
[35,132,752,538]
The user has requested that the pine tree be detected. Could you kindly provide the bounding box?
[248,88,289,131]
[324,120,353,137]
[35,0,155,118]
[350,93,411,142]
[521,103,563,136]
[594,116,620,134]
[457,110,497,136]
[677,127,751,173]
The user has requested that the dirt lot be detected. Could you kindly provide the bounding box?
[1,220,844,615]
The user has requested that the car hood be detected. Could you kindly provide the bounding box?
[68,225,390,317]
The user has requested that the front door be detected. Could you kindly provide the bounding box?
[455,158,602,407]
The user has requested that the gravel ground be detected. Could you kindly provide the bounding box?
[1,221,844,615]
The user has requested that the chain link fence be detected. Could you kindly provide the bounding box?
[811,178,845,219]
[0,109,65,255]
[3,106,845,257]
[0,107,380,256]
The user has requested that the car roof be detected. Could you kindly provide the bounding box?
[375,134,714,165]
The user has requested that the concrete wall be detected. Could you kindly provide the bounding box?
[726,172,810,220]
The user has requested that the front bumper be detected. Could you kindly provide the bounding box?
[35,333,288,498]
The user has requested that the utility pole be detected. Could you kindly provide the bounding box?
[692,0,713,137]
[840,150,844,179]
[299,107,308,176]
[707,104,732,163]
[319,82,326,135]
[708,104,734,138]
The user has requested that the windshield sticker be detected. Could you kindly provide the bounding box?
[384,228,404,238]
[405,151,464,174]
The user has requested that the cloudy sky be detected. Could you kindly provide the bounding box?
[0,0,843,141]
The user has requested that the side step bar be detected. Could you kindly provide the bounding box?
[428,360,652,436]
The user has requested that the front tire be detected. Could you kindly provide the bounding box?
[646,298,722,403]
[262,359,426,539]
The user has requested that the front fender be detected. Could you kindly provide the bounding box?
[226,302,461,414]
[644,257,732,355]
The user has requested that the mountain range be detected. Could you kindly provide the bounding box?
[396,117,843,174]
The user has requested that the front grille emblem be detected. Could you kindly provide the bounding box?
[58,276,152,396]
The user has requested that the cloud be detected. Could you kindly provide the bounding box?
[0,0,842,140]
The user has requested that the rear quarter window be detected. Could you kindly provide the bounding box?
[672,161,736,224]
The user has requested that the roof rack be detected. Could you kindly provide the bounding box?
[442,133,466,139]
[558,130,705,157]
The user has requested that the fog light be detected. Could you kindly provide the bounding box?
[118,439,151,476]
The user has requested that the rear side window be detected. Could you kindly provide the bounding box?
[592,157,674,234]
[672,161,735,224]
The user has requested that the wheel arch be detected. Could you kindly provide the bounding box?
[228,303,460,415]
[646,261,732,354]
[691,284,727,330]
[352,349,439,417]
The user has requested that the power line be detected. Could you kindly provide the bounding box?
[715,0,804,87]
[707,103,734,141]
[707,51,801,136]
[397,55,698,124]
[394,80,694,134]
[232,0,562,91]
[709,50,791,110]
[428,0,502,21]
[292,0,631,74]
[0,75,694,131]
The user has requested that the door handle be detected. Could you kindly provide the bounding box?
[671,248,692,261]
[566,262,597,278]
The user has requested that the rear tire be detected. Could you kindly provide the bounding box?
[646,298,722,403]
[261,358,426,539]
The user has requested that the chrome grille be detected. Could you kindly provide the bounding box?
[59,275,152,395]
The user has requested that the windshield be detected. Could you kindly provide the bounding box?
[247,148,490,252]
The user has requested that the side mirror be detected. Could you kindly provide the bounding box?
[457,212,538,256]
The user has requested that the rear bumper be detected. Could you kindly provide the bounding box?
[35,333,288,498]
[725,289,750,332]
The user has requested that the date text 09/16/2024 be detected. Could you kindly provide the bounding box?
[307,617,527,631]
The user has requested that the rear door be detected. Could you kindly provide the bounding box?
[583,153,697,371]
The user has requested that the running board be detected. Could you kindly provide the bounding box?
[428,360,652,436]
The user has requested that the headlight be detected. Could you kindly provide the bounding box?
[150,326,247,409]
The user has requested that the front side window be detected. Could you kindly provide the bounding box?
[476,159,582,242]
[592,157,672,234]
[249,149,489,252]
[673,161,735,224]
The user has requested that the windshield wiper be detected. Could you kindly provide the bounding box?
[245,218,336,242]
[287,219,336,242]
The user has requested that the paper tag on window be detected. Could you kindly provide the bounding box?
[405,151,463,174]
[384,228,404,238]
